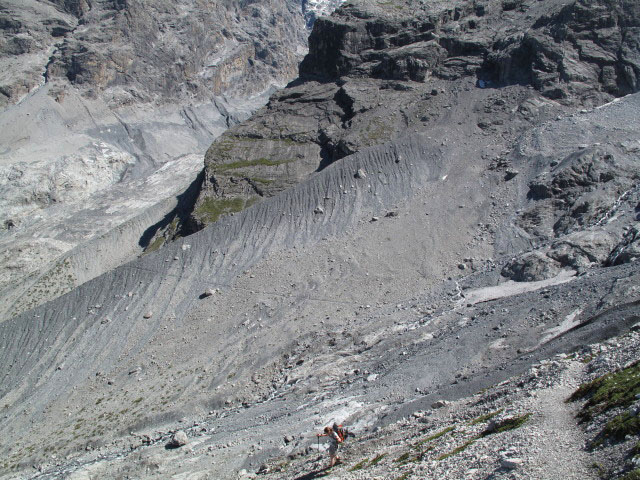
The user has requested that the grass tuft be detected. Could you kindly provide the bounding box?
[568,360,640,422]
[415,425,455,446]
[350,459,368,471]
[469,409,503,425]
[437,438,476,460]
[481,413,531,436]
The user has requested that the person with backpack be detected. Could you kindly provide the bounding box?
[332,422,354,441]
[317,426,343,468]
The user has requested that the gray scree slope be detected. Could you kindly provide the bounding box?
[1,0,639,478]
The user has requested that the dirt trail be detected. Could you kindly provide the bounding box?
[522,361,596,480]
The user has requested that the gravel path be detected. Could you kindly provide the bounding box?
[521,361,596,480]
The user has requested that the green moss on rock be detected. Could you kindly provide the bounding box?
[195,196,258,224]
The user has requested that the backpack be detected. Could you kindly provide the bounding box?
[332,423,349,442]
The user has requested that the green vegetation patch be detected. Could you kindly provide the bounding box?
[249,177,274,185]
[602,411,640,441]
[469,409,503,425]
[395,452,411,463]
[207,136,236,160]
[144,236,165,254]
[395,471,412,480]
[481,413,532,436]
[569,360,640,422]
[620,469,640,480]
[213,157,294,173]
[363,117,392,143]
[350,459,368,471]
[437,438,476,460]
[195,197,258,224]
[370,453,386,466]
[415,425,455,447]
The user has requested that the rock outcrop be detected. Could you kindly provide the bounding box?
[1,0,310,109]
[191,0,640,230]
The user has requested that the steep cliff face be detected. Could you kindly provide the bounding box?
[1,0,309,109]
[44,0,308,104]
[191,0,640,230]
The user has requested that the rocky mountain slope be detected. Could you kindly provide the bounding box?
[189,0,640,230]
[0,0,639,478]
[0,0,337,319]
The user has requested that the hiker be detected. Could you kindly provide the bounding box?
[317,426,343,468]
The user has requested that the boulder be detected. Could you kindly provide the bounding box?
[166,430,188,448]
[501,252,563,282]
[500,456,524,470]
[547,230,617,269]
[607,226,640,265]
[431,399,449,409]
